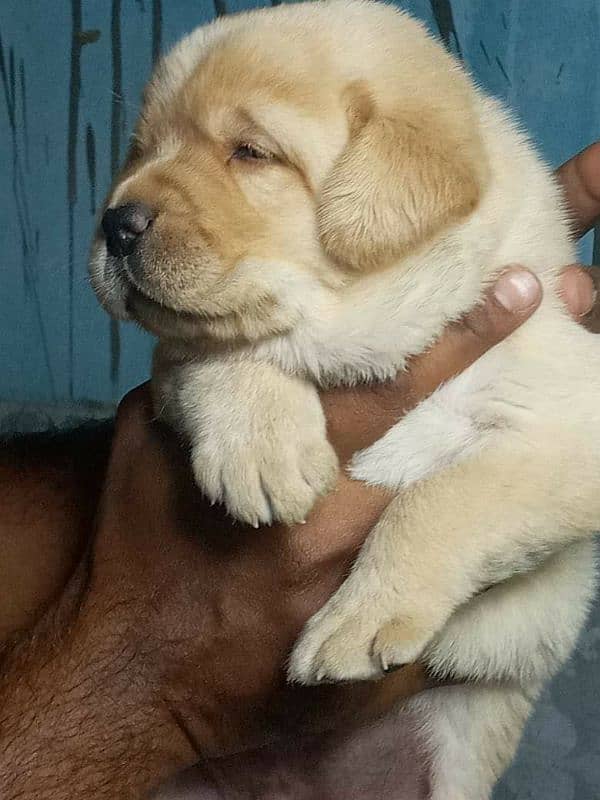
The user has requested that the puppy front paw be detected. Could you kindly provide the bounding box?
[288,579,439,684]
[192,421,338,527]
[153,356,338,528]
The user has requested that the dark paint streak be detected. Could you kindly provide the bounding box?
[593,224,600,267]
[110,0,123,392]
[10,55,33,250]
[430,0,462,59]
[67,0,82,400]
[0,33,15,127]
[152,0,162,65]
[44,134,50,165]
[1,30,55,397]
[76,29,101,45]
[67,4,100,399]
[556,62,565,81]
[495,55,512,85]
[479,40,491,66]
[1,43,29,259]
[110,0,123,176]
[501,11,508,31]
[8,42,15,113]
[19,59,29,172]
[214,0,227,18]
[85,123,97,215]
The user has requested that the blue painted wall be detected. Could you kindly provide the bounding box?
[1,0,599,405]
[2,5,600,797]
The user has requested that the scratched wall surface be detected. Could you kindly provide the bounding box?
[2,4,600,796]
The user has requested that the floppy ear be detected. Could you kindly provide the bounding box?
[317,87,488,270]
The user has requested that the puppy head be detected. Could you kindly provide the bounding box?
[90,0,488,343]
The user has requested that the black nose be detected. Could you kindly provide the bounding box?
[102,202,153,257]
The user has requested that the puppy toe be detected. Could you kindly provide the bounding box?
[371,619,432,673]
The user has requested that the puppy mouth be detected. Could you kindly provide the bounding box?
[113,253,291,342]
[120,251,225,322]
[123,283,209,341]
[123,277,245,343]
[125,282,207,323]
[120,256,197,319]
[124,282,170,316]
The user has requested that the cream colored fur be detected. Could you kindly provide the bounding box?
[90,2,600,797]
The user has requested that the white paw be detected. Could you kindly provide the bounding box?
[192,420,338,527]
[288,579,438,684]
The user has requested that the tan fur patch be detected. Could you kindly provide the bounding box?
[318,68,488,271]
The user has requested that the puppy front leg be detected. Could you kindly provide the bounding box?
[153,355,338,527]
[289,445,595,683]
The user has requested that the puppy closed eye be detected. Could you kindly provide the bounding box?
[231,143,273,162]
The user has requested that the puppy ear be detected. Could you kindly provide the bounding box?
[317,85,488,270]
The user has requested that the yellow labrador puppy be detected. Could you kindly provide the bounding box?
[90,2,599,796]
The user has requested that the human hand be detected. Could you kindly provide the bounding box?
[556,142,600,330]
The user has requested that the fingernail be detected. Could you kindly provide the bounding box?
[586,287,598,316]
[493,269,541,312]
[569,270,596,317]
[382,662,406,674]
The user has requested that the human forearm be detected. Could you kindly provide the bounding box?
[0,575,194,800]
[0,422,111,644]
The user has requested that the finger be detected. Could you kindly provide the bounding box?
[269,663,431,738]
[558,264,597,320]
[322,267,541,459]
[114,381,153,439]
[556,142,600,238]
[406,267,541,405]
[576,266,600,333]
